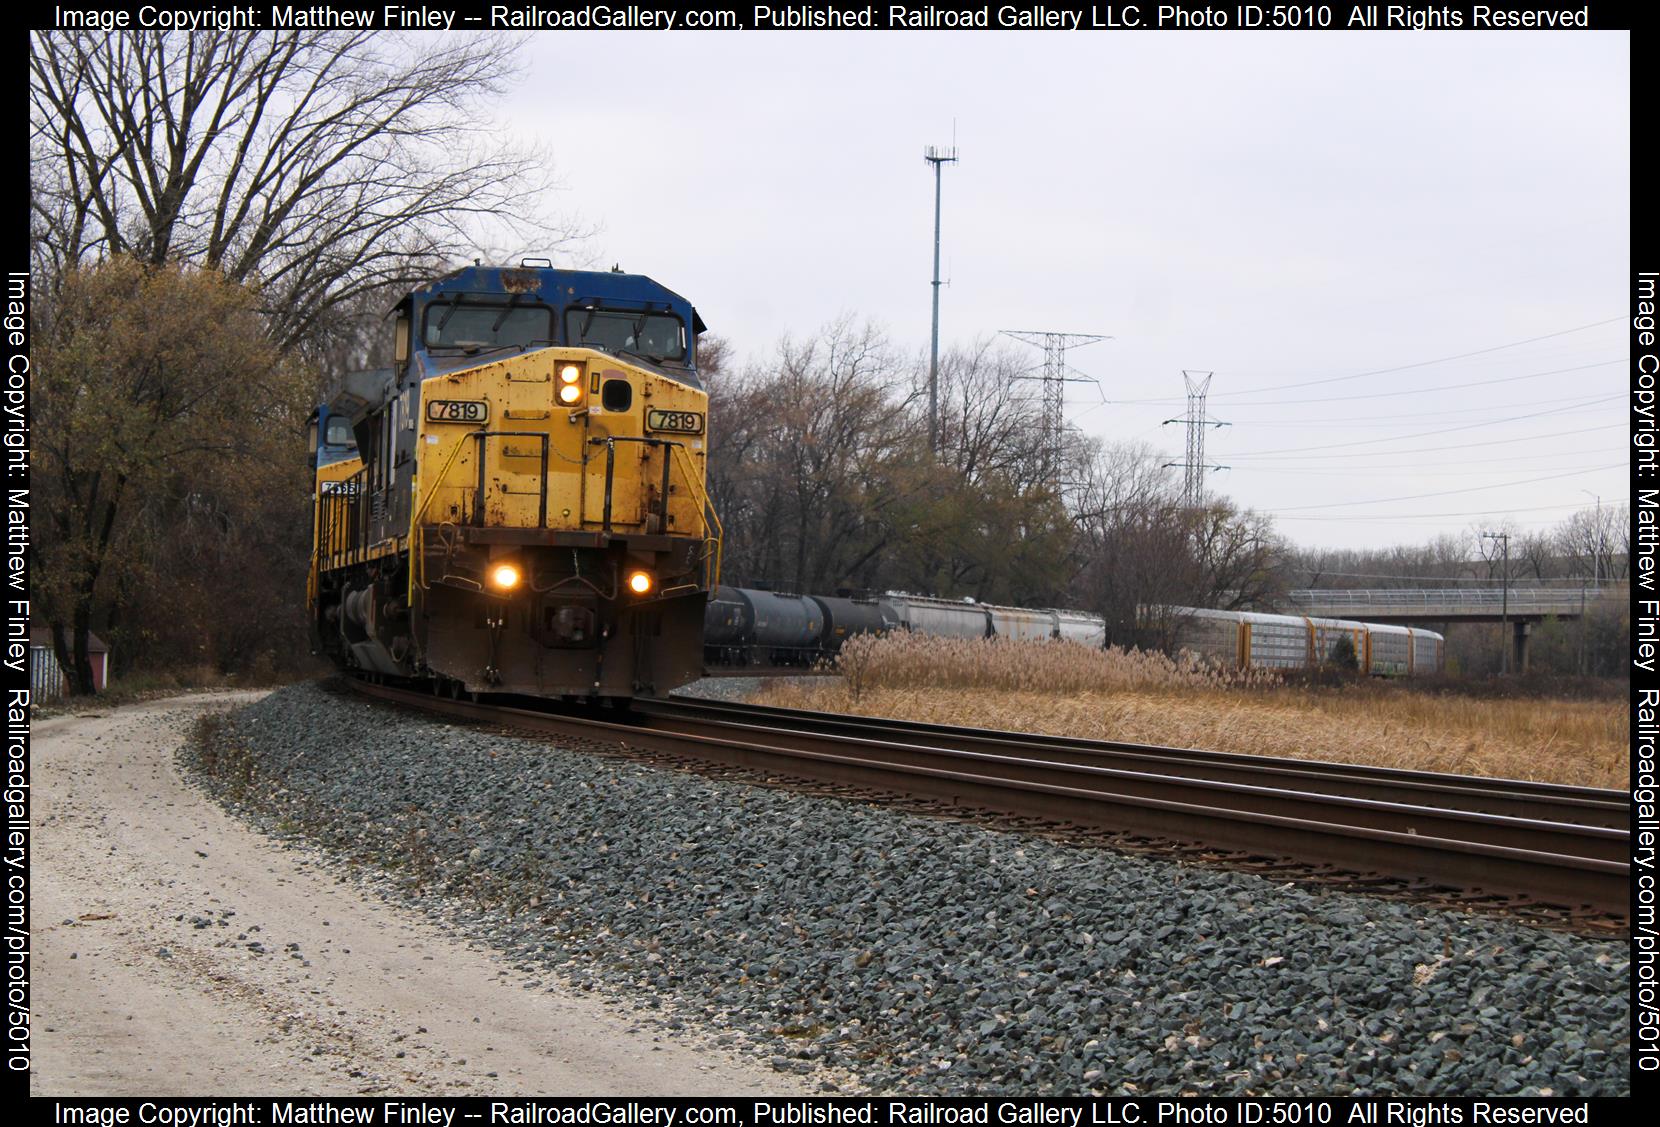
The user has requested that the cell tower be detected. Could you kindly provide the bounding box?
[925,144,958,454]
[1161,370,1229,506]
[1000,330,1109,486]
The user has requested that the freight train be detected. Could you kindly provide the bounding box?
[701,590,1444,678]
[307,262,721,701]
[1167,607,1444,676]
[702,587,1107,667]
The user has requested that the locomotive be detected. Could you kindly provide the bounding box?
[307,263,720,701]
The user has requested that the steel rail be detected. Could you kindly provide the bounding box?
[644,696,1626,828]
[348,680,1630,917]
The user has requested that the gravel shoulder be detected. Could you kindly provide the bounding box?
[30,691,809,1096]
[177,684,1630,1097]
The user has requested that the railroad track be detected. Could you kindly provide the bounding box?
[347,679,1631,921]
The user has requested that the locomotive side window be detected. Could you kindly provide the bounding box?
[424,300,553,351]
[566,309,685,362]
[324,417,355,448]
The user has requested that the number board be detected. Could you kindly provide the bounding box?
[645,408,704,435]
[425,399,490,424]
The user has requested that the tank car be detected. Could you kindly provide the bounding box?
[701,587,825,666]
[810,594,898,653]
[703,585,757,667]
[308,263,721,701]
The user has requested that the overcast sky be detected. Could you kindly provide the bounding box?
[501,30,1628,554]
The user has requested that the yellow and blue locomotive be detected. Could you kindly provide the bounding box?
[307,263,720,701]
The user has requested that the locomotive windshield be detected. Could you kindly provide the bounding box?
[565,308,685,362]
[424,298,553,351]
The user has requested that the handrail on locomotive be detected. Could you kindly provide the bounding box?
[390,428,723,602]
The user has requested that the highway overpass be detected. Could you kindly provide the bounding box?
[1275,585,1625,672]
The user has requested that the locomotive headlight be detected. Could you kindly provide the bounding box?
[558,363,583,384]
[558,382,584,405]
[626,569,654,596]
[489,563,522,591]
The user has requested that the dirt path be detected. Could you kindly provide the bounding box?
[30,692,812,1096]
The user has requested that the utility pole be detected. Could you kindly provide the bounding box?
[1481,530,1511,675]
[925,145,958,454]
[1579,490,1601,675]
[1000,330,1109,486]
[1581,490,1602,589]
[1162,371,1229,507]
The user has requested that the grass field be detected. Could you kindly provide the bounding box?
[749,634,1628,789]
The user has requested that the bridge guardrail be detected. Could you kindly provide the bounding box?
[1285,586,1622,610]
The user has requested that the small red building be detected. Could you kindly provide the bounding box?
[29,630,110,696]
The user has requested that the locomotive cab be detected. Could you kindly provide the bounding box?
[308,263,720,701]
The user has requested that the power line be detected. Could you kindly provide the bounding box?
[1240,459,1618,478]
[1272,499,1628,523]
[1104,318,1621,405]
[1222,424,1623,462]
[1182,358,1624,408]
[1225,400,1622,459]
[1216,390,1617,427]
[1260,462,1625,512]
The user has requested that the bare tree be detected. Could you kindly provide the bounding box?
[1513,529,1556,581]
[934,339,1046,489]
[30,30,579,354]
[1069,442,1288,647]
[1556,503,1629,581]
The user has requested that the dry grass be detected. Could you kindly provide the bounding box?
[760,635,1629,789]
[830,631,1279,697]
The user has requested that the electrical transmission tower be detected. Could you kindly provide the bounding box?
[1000,330,1109,486]
[1162,371,1229,506]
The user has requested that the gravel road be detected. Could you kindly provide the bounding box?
[30,692,810,1096]
[177,683,1630,1097]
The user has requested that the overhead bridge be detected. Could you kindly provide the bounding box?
[1276,585,1625,673]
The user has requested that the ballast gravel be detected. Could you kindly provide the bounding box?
[180,683,1630,1096]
